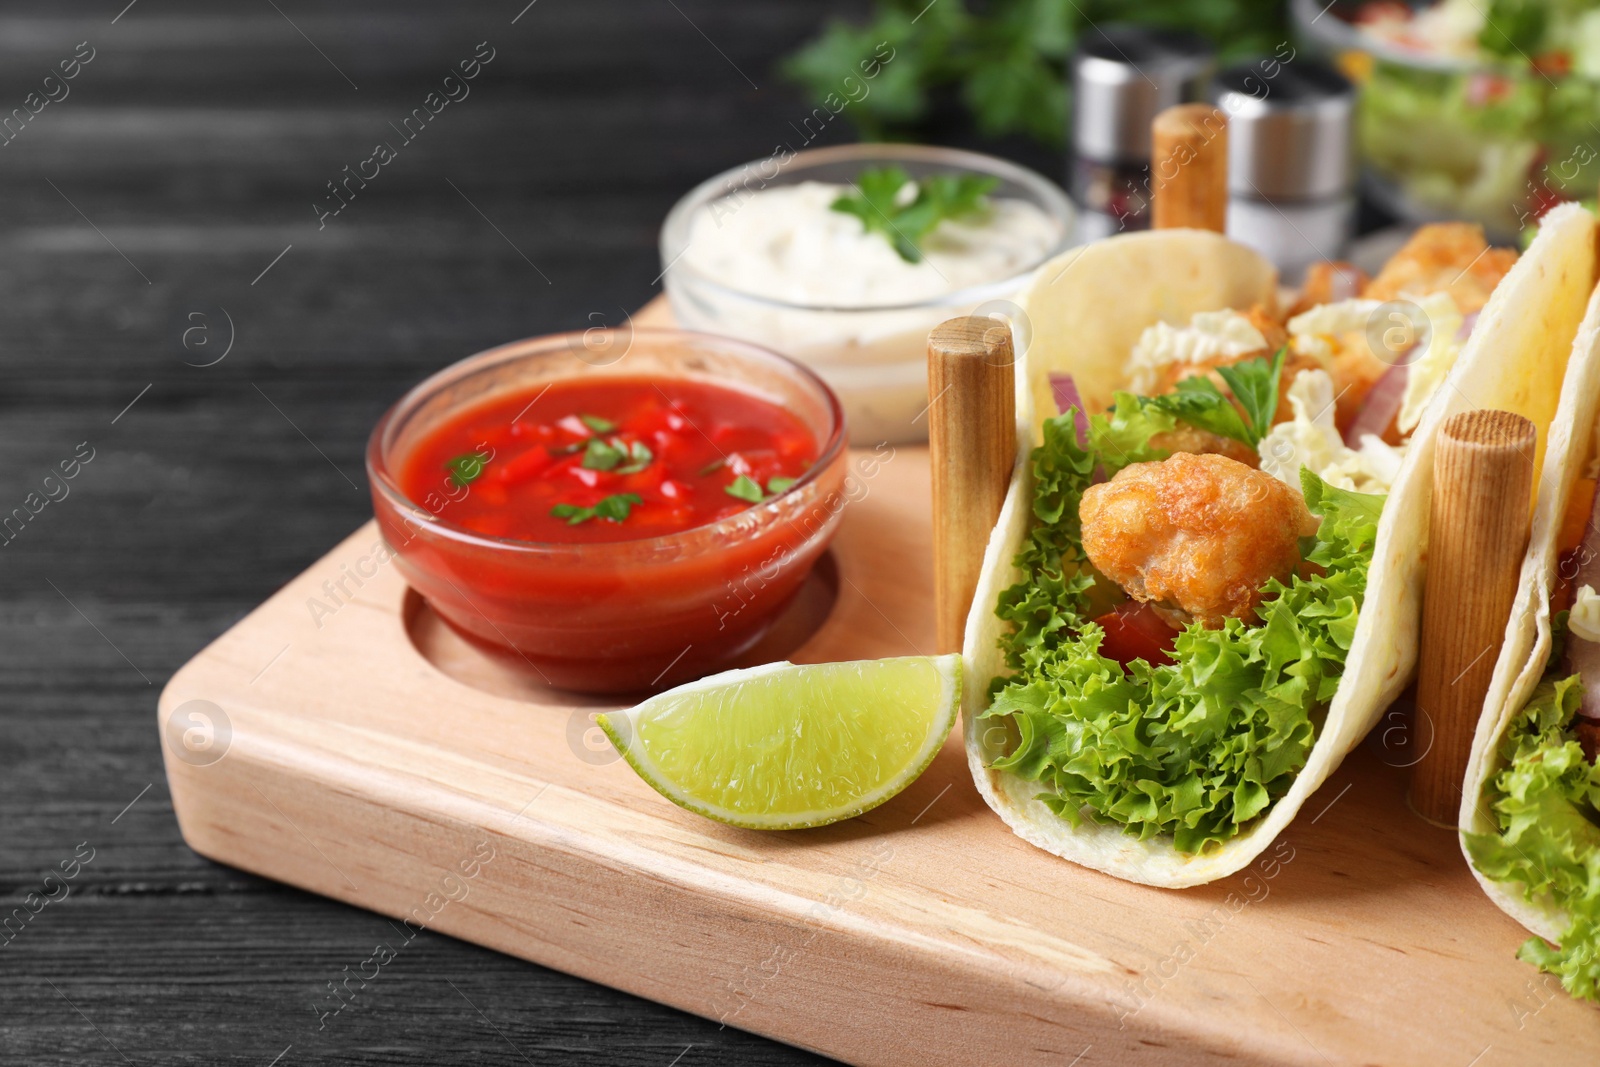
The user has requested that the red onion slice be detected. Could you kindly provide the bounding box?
[1342,363,1408,448]
[1340,308,1477,448]
[1049,372,1091,444]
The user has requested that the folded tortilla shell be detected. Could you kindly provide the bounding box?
[1459,212,1600,942]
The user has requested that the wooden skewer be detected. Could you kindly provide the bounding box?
[1150,103,1228,233]
[1410,409,1536,826]
[927,316,1017,655]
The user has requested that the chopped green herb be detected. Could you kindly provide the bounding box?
[616,441,653,474]
[698,458,726,477]
[551,440,588,456]
[594,492,643,522]
[725,475,765,503]
[581,438,652,474]
[445,451,491,487]
[830,166,998,264]
[579,414,616,434]
[725,473,800,504]
[581,437,626,471]
[550,492,644,526]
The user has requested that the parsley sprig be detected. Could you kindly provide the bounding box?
[830,166,998,264]
[1143,347,1285,450]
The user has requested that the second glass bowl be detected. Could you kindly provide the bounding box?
[660,143,1074,445]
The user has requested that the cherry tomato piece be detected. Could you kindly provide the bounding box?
[1093,601,1178,668]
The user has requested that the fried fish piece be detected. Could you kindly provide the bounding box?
[1146,423,1260,467]
[1286,261,1370,319]
[1362,222,1517,315]
[1080,452,1317,628]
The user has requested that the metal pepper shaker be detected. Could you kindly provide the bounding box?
[1209,56,1356,279]
[1069,25,1214,242]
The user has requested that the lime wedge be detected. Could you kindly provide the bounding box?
[598,655,962,830]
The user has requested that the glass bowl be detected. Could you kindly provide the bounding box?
[367,329,848,694]
[660,142,1074,445]
[1294,0,1600,239]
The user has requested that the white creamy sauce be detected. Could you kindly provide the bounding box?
[668,179,1060,444]
[681,181,1057,308]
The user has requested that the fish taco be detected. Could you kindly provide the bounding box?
[963,203,1599,887]
[1461,237,1600,1002]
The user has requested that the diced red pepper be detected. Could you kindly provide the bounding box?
[568,465,619,490]
[496,446,555,486]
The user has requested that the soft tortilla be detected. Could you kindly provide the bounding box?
[964,208,1600,888]
[1459,223,1600,941]
[1019,229,1278,440]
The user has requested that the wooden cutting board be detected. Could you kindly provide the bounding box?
[157,304,1600,1067]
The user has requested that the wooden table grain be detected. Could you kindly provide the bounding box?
[0,2,885,1063]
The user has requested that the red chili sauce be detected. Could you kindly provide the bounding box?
[398,377,819,543]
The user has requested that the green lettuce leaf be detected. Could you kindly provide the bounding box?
[985,407,1383,853]
[1464,674,1600,1002]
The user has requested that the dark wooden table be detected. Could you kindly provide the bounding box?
[0,2,915,1062]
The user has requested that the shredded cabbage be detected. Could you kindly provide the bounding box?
[1396,291,1465,434]
[1258,369,1405,495]
[1126,310,1266,395]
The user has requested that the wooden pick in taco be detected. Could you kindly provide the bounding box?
[963,202,1599,887]
[1461,238,1600,1002]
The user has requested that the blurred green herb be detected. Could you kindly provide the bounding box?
[581,437,626,471]
[579,414,616,433]
[831,166,998,262]
[550,492,644,526]
[782,0,1288,147]
[1478,0,1548,58]
[726,473,800,503]
[445,451,491,487]
[725,475,765,503]
[616,441,654,474]
[582,437,651,473]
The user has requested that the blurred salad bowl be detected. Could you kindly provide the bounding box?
[1296,0,1600,238]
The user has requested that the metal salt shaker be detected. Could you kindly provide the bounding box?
[1210,57,1356,280]
[1069,26,1213,242]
